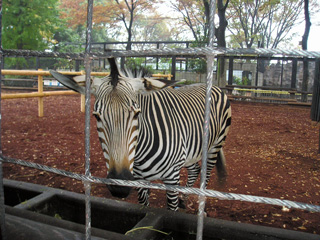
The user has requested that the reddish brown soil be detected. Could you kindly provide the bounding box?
[1,94,320,235]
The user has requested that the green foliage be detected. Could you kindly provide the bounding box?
[187,58,207,74]
[2,0,60,50]
[175,80,197,86]
[186,43,208,74]
[233,76,250,86]
[125,58,154,77]
[2,0,61,68]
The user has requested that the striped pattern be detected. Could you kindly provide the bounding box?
[94,79,231,210]
[94,79,140,175]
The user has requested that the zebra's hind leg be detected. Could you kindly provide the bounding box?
[207,148,227,187]
[216,148,227,186]
[179,162,201,209]
[137,188,150,207]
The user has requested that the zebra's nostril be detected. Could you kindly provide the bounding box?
[106,168,134,199]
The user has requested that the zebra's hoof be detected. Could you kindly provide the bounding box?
[178,198,186,209]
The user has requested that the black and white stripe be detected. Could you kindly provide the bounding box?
[131,84,231,210]
[50,58,231,211]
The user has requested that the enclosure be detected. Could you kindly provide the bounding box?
[1,0,320,239]
[1,94,320,238]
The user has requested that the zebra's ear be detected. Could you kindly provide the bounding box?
[143,77,178,91]
[50,70,86,95]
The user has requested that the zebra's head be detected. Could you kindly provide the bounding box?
[50,58,174,198]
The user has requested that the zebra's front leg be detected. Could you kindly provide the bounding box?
[163,179,180,211]
[166,190,179,211]
[138,188,150,207]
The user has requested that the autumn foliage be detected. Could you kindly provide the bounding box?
[58,0,118,28]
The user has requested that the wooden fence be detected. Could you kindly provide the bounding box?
[1,69,172,117]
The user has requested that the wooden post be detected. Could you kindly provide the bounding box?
[81,94,85,112]
[38,69,44,117]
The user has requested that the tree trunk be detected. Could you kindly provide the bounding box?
[215,0,229,48]
[302,0,311,50]
[215,0,229,87]
[301,0,311,102]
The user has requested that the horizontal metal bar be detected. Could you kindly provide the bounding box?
[1,155,320,213]
[2,47,320,60]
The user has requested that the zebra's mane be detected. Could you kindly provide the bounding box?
[108,57,151,86]
[122,65,153,79]
[107,57,177,93]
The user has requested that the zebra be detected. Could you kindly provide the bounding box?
[50,57,231,211]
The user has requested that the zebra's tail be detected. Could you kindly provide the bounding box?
[216,148,227,187]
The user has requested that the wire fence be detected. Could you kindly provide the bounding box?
[2,156,320,213]
[1,1,320,240]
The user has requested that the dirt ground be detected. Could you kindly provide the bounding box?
[1,94,320,235]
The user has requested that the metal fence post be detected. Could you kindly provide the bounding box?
[0,1,6,238]
[197,0,216,239]
[84,0,94,239]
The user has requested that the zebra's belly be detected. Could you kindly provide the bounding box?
[184,155,202,167]
[133,154,186,181]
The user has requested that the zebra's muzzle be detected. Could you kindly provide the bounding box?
[107,169,134,198]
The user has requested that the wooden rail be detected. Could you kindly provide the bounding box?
[1,69,173,117]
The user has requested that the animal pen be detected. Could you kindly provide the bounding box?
[1,1,320,240]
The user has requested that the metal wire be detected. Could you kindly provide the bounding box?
[1,156,320,213]
[1,2,320,240]
[0,1,7,239]
[84,1,94,239]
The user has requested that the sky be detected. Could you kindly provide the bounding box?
[295,19,320,51]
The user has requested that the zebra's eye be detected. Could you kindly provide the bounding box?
[93,112,101,121]
[130,105,141,116]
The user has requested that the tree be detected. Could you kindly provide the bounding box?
[132,15,173,42]
[2,0,61,68]
[201,0,230,47]
[58,0,118,43]
[171,0,208,43]
[2,0,60,50]
[171,0,230,48]
[301,0,311,102]
[171,0,230,86]
[114,0,156,50]
[200,0,230,86]
[302,0,311,50]
[215,0,230,48]
[227,0,306,49]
